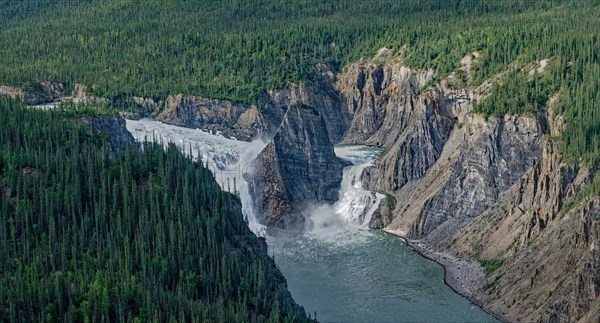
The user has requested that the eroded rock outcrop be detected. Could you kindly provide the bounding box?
[247,106,348,230]
[261,65,351,144]
[71,83,109,105]
[347,53,599,321]
[78,115,136,152]
[338,58,436,146]
[438,106,597,322]
[0,82,66,105]
[155,94,269,140]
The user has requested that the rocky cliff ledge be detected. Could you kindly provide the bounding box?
[155,95,271,141]
[246,105,348,230]
[77,115,136,152]
[344,53,599,322]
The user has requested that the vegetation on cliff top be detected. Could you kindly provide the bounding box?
[2,1,600,168]
[0,97,309,322]
[2,2,600,200]
[0,0,582,103]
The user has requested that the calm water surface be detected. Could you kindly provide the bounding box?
[268,228,497,322]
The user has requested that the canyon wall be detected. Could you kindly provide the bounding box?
[3,51,599,322]
[340,54,599,322]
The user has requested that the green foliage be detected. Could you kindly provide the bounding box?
[2,1,600,208]
[474,68,558,117]
[480,259,504,276]
[291,101,319,116]
[0,0,580,105]
[0,98,309,322]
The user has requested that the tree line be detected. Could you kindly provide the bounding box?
[0,98,310,322]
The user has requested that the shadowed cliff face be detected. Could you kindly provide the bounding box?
[246,106,348,230]
[243,65,352,231]
[78,115,136,152]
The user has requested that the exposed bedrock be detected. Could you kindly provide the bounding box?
[349,54,599,321]
[155,94,271,141]
[246,105,348,230]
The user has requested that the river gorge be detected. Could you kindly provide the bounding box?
[126,118,497,322]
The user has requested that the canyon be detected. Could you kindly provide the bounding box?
[3,49,599,322]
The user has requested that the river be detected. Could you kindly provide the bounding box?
[126,119,497,322]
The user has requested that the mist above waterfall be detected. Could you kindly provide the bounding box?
[303,145,384,237]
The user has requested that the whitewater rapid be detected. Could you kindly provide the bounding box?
[125,118,267,235]
[303,145,384,237]
[126,119,383,237]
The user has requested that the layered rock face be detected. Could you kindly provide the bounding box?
[261,65,352,144]
[156,95,270,140]
[339,60,542,247]
[155,65,350,143]
[447,145,599,322]
[343,55,599,321]
[441,108,598,322]
[247,106,348,230]
[244,65,351,230]
[338,58,436,147]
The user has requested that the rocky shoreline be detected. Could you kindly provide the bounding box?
[380,228,507,323]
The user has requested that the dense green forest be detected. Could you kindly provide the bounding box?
[1,1,600,170]
[2,1,600,318]
[0,98,309,322]
[0,0,583,103]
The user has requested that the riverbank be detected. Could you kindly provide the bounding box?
[380,228,507,322]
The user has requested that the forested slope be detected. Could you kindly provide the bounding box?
[1,0,600,175]
[0,0,581,103]
[0,98,309,322]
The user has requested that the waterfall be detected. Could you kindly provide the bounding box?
[125,120,381,237]
[305,145,384,233]
[125,119,267,235]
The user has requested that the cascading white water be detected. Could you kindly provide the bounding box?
[303,145,384,236]
[333,145,384,226]
[125,120,381,237]
[125,118,267,235]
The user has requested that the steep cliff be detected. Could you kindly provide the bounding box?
[242,65,352,230]
[154,64,350,143]
[155,94,270,140]
[77,115,136,152]
[247,105,348,230]
[261,64,352,144]
[343,54,600,322]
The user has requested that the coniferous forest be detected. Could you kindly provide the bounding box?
[3,0,600,321]
[0,98,309,322]
[1,0,600,169]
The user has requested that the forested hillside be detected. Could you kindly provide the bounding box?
[0,98,309,322]
[1,1,600,170]
[0,0,582,103]
[3,1,600,320]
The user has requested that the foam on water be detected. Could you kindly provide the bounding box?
[303,145,384,240]
[125,118,267,235]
